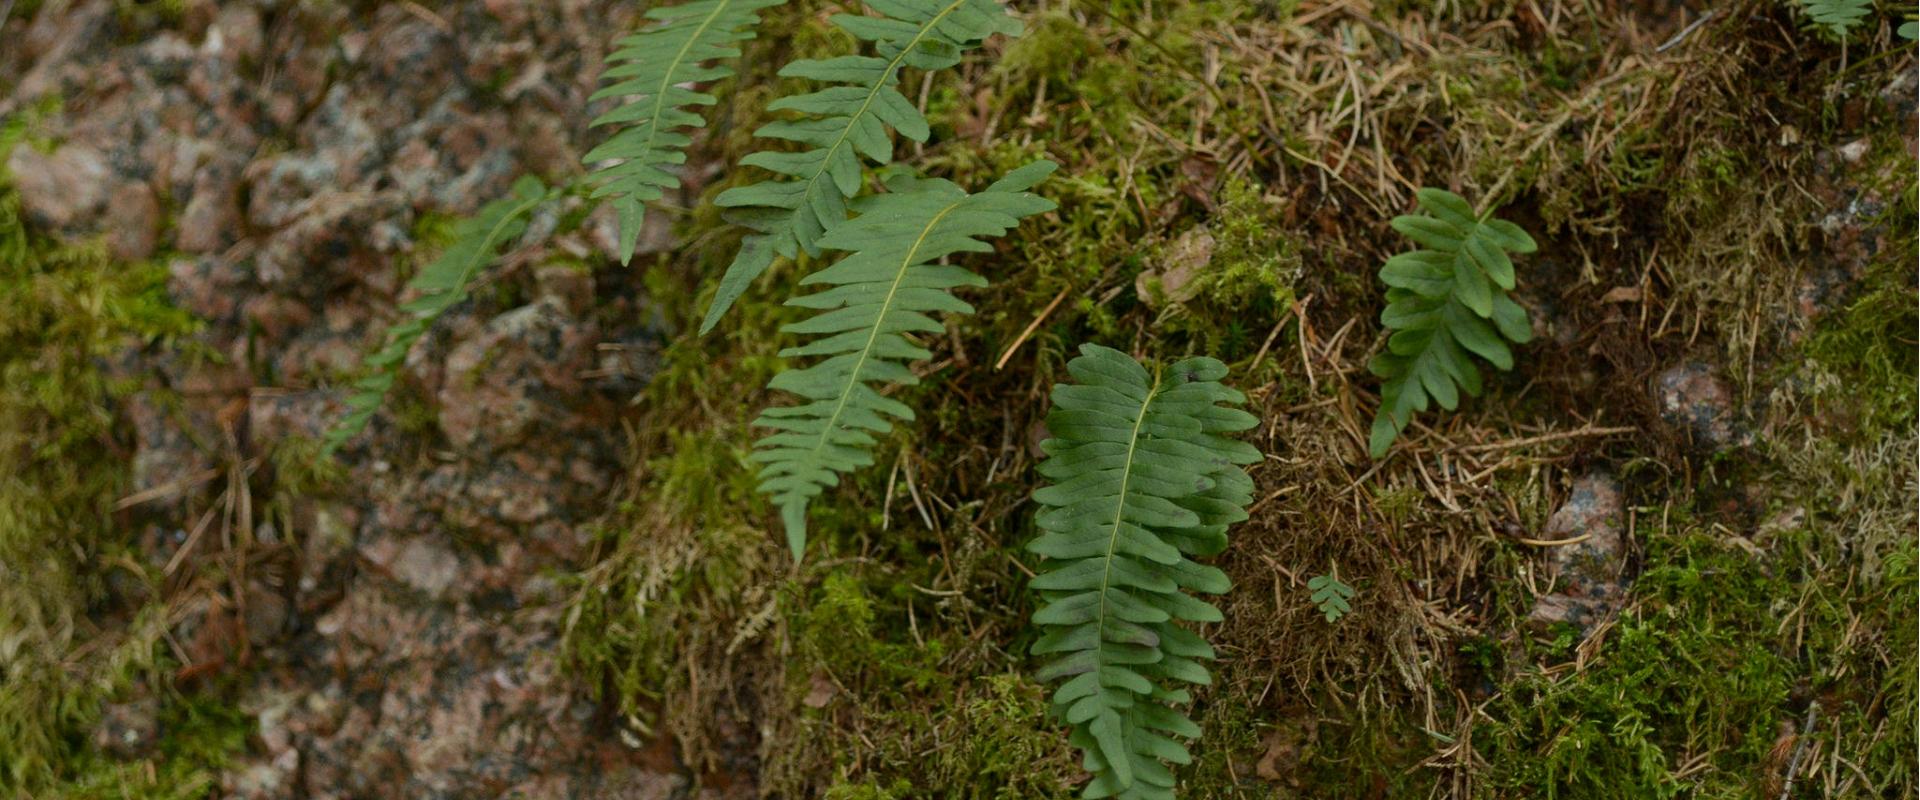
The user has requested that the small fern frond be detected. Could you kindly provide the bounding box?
[585,0,786,265]
[751,160,1056,559]
[701,0,1022,333]
[324,177,554,452]
[1028,344,1259,800]
[1368,188,1535,458]
[1307,574,1355,623]
[1801,0,1873,36]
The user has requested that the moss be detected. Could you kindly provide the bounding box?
[780,569,1079,797]
[1478,518,1795,797]
[111,0,188,32]
[1800,263,1920,438]
[48,695,251,800]
[562,2,1918,797]
[823,779,917,800]
[0,140,240,794]
[1478,500,1914,797]
[1145,175,1301,360]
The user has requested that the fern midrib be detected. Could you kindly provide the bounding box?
[788,199,965,497]
[630,1,734,177]
[777,0,969,238]
[1092,363,1161,732]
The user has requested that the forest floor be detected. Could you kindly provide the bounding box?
[1,0,1914,798]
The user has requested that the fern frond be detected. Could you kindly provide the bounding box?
[1368,188,1536,458]
[585,0,786,265]
[1307,574,1355,623]
[751,160,1056,559]
[701,0,1022,333]
[1028,345,1259,800]
[1801,0,1872,36]
[324,177,554,452]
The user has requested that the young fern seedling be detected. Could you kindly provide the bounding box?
[703,0,1022,333]
[1368,188,1536,458]
[751,161,1056,559]
[584,0,786,265]
[1800,0,1873,36]
[1028,344,1260,800]
[1307,573,1355,623]
[325,177,556,452]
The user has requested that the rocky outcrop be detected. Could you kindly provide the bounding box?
[2,1,688,796]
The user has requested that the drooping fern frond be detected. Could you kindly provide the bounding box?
[585,0,786,265]
[1800,0,1873,36]
[1028,345,1259,800]
[324,177,554,452]
[1368,188,1536,458]
[701,0,1022,333]
[751,160,1056,559]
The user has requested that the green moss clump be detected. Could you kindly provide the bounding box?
[1477,521,1795,797]
[0,138,238,794]
[49,696,252,800]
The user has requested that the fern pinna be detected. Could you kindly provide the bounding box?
[752,161,1056,559]
[1368,188,1536,458]
[1028,345,1260,800]
[1800,0,1872,36]
[325,177,554,451]
[702,0,1022,333]
[585,0,786,265]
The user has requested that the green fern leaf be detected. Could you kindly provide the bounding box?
[1368,188,1536,458]
[751,160,1056,559]
[1307,574,1355,623]
[1801,0,1872,36]
[700,0,1023,333]
[1029,344,1260,799]
[585,0,786,265]
[324,177,554,452]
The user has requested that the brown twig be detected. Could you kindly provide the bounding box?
[1456,425,1639,453]
[1780,701,1819,800]
[995,286,1071,370]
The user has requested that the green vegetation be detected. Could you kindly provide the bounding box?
[707,0,1024,332]
[559,2,1917,796]
[1799,0,1873,36]
[1368,188,1536,458]
[1306,574,1354,623]
[4,0,1869,795]
[752,163,1056,558]
[0,121,240,797]
[325,176,555,450]
[1027,346,1258,799]
[586,0,787,265]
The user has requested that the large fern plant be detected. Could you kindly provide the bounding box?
[752,161,1056,558]
[702,0,1022,333]
[325,177,555,451]
[1028,344,1260,799]
[584,0,787,265]
[1368,188,1536,458]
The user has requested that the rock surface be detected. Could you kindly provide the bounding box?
[1655,362,1750,451]
[1528,473,1630,634]
[2,1,692,796]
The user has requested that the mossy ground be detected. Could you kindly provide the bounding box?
[0,100,252,798]
[564,1,1917,797]
[4,0,1913,797]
